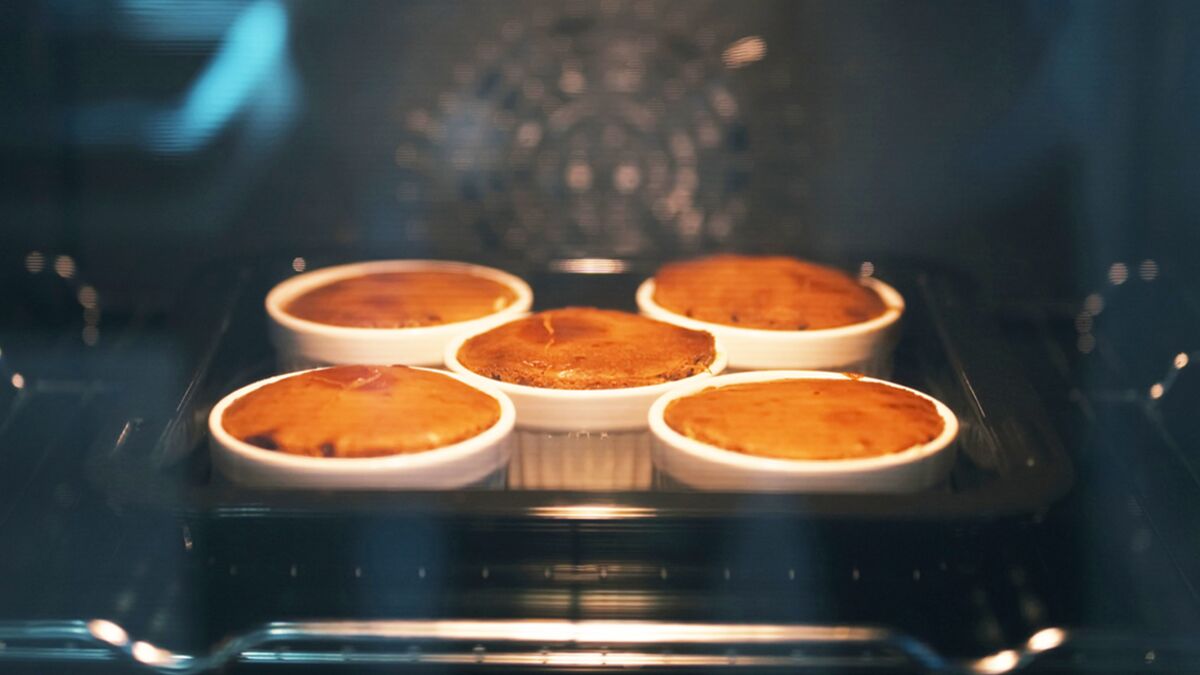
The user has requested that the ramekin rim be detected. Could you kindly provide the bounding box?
[647,369,959,474]
[442,314,730,401]
[265,259,534,338]
[635,275,904,341]
[208,365,517,472]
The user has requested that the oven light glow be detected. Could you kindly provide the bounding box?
[87,619,129,646]
[24,251,45,274]
[722,36,766,69]
[292,619,882,645]
[565,162,593,191]
[78,285,99,309]
[132,640,174,666]
[55,255,76,279]
[1138,259,1159,282]
[531,504,654,520]
[535,651,664,667]
[516,121,542,148]
[559,69,586,95]
[1108,262,1128,285]
[614,163,641,193]
[972,649,1020,674]
[548,258,630,274]
[1026,627,1065,652]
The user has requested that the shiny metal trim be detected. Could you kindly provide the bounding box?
[0,619,1193,673]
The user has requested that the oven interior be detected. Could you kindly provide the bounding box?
[2,1,1200,672]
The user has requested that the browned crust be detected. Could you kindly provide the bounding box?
[284,270,518,328]
[456,307,717,390]
[652,255,887,330]
[222,365,500,458]
[664,379,944,460]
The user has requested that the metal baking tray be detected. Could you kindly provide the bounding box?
[89,255,1072,521]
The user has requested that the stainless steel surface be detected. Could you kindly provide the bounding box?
[0,618,1113,673]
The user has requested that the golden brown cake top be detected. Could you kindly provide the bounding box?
[284,270,518,328]
[652,255,887,330]
[456,307,717,390]
[222,365,501,458]
[664,378,944,460]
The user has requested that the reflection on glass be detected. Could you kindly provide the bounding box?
[1107,262,1128,285]
[78,286,99,309]
[722,36,767,69]
[531,504,654,520]
[24,251,45,274]
[131,640,175,666]
[1138,258,1159,282]
[971,648,1020,674]
[86,619,129,647]
[54,255,76,279]
[1025,627,1065,652]
[548,258,630,274]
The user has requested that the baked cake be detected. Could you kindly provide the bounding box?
[284,270,518,328]
[652,255,887,330]
[456,307,717,389]
[222,365,500,458]
[663,378,944,460]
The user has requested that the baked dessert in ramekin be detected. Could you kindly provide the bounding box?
[445,307,727,489]
[209,365,515,488]
[649,370,957,492]
[636,255,903,373]
[267,260,532,370]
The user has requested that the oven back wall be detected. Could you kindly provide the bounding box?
[3,0,1197,309]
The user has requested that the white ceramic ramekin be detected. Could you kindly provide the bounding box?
[266,260,533,370]
[443,327,728,432]
[649,370,958,492]
[507,430,653,490]
[444,322,727,490]
[208,367,516,489]
[636,276,904,373]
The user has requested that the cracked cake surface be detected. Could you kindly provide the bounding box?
[664,378,944,460]
[456,307,717,390]
[222,365,500,458]
[652,255,887,330]
[284,270,518,328]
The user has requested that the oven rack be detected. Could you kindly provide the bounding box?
[1,618,1198,673]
